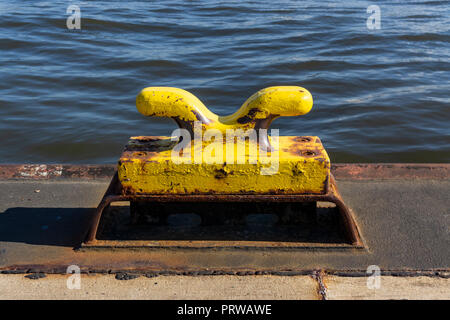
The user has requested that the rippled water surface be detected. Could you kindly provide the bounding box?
[1,0,449,163]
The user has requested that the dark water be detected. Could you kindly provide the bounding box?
[1,0,449,164]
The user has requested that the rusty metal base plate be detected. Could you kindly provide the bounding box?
[82,173,363,250]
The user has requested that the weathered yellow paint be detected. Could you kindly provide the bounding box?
[118,136,330,195]
[136,86,313,132]
[123,86,329,194]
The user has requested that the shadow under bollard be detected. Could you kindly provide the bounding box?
[93,202,349,246]
[0,203,353,249]
[0,207,94,247]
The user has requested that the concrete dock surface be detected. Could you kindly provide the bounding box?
[0,274,449,300]
[0,164,449,300]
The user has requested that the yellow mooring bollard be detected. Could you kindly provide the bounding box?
[84,86,362,248]
[120,86,328,194]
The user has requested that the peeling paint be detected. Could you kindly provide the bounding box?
[18,165,62,178]
[118,136,330,195]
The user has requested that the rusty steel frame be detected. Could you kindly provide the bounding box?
[83,172,363,249]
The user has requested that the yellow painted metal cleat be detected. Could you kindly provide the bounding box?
[118,86,330,195]
[135,86,313,152]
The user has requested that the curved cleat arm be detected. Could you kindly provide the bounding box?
[136,86,313,151]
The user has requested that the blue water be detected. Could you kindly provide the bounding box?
[0,0,449,163]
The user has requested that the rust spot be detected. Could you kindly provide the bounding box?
[292,166,304,176]
[292,136,311,143]
[287,146,322,159]
[237,108,259,124]
[302,150,316,157]
[214,169,228,179]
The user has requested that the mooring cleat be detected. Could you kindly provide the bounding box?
[120,86,328,195]
[84,86,362,248]
[136,86,313,151]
